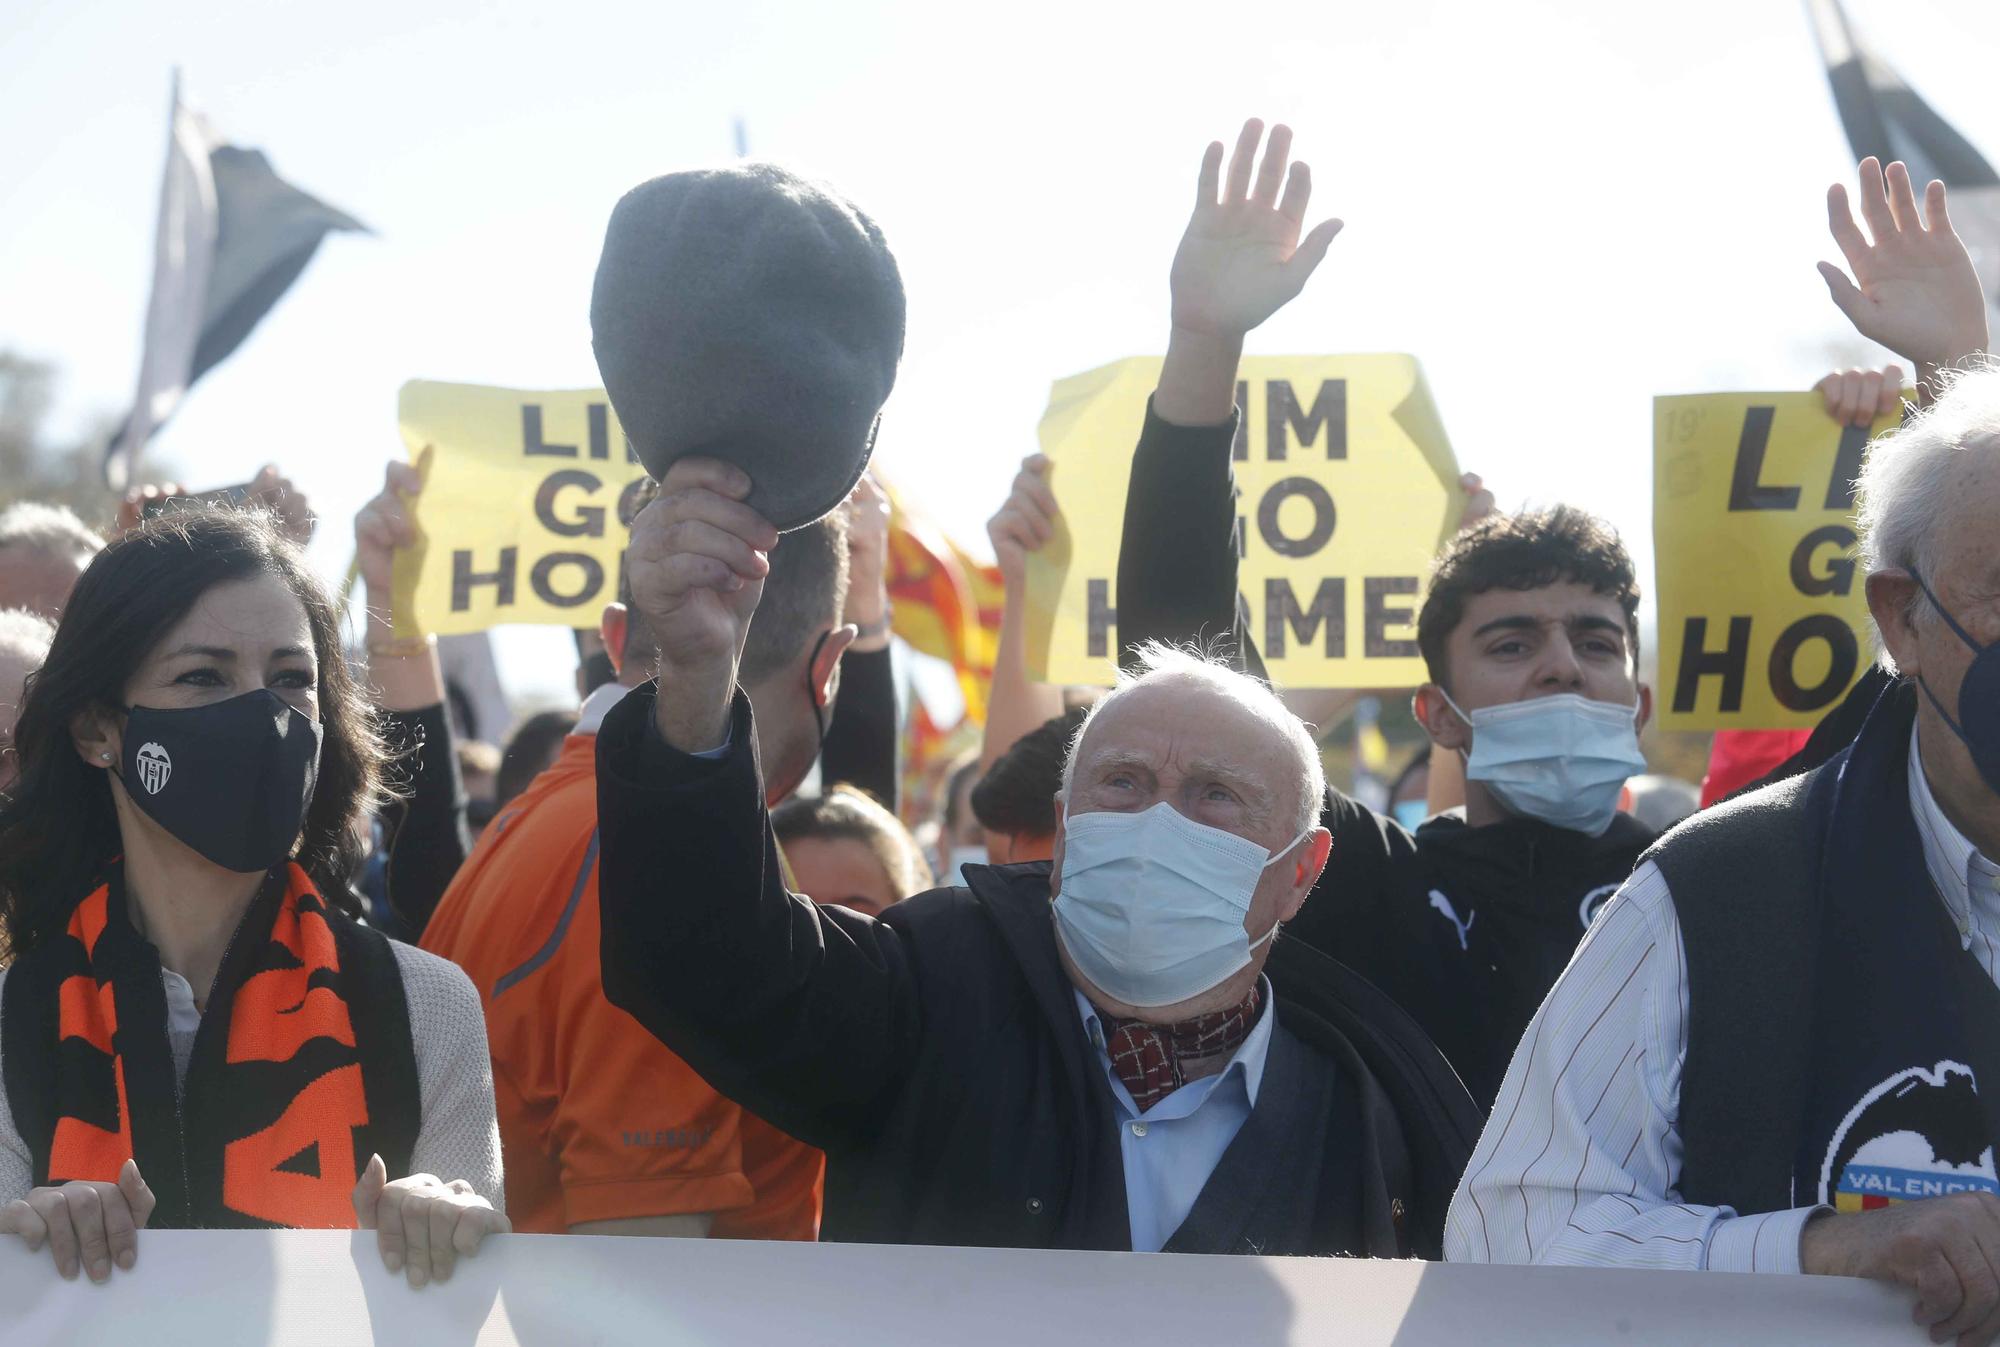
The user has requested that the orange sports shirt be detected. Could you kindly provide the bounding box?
[421,723,822,1238]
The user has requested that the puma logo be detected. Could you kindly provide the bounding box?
[1428,889,1476,951]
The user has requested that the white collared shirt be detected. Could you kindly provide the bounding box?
[1445,724,2000,1273]
[574,681,638,737]
[1073,980,1275,1253]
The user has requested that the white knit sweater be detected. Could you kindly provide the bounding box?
[0,941,504,1212]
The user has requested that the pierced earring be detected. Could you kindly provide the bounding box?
[99,752,112,762]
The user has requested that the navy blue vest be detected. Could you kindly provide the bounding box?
[1659,683,2000,1216]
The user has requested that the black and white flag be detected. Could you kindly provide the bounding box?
[106,73,366,489]
[1809,0,2000,317]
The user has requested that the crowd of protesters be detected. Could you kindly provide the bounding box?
[0,113,1997,1341]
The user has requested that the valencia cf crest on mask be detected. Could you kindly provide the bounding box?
[135,742,172,795]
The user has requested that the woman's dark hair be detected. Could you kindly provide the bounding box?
[772,784,933,901]
[0,506,390,954]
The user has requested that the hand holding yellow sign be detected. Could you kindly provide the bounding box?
[1026,355,1460,688]
[393,382,648,636]
[1653,391,1904,731]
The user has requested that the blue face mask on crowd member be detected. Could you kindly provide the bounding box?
[1440,690,1647,836]
[116,688,323,874]
[1392,799,1431,832]
[1910,570,2000,795]
[1052,801,1309,1009]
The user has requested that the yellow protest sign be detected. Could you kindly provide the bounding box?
[394,382,647,636]
[1653,392,1902,731]
[1026,356,1459,688]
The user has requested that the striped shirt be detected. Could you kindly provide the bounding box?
[1445,725,2000,1272]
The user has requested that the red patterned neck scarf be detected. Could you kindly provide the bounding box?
[1101,982,1266,1113]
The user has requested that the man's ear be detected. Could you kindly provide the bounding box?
[1634,682,1654,736]
[1867,570,1925,678]
[812,625,858,710]
[599,603,629,678]
[1415,684,1470,752]
[70,704,120,773]
[1278,828,1333,924]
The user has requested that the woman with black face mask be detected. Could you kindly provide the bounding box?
[0,508,506,1289]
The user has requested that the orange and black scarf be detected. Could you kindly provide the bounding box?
[2,863,418,1228]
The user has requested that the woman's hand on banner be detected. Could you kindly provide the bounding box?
[0,1158,155,1283]
[1820,158,1989,377]
[627,456,778,752]
[1815,364,1908,428]
[353,1154,510,1290]
[988,454,1058,590]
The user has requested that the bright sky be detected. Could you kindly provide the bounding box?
[5,0,1997,708]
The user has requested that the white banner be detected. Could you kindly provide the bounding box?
[0,1229,1928,1345]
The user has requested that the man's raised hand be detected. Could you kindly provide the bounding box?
[1156,120,1343,425]
[1821,158,1989,376]
[1170,119,1343,344]
[626,457,779,752]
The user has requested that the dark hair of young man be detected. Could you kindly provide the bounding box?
[1415,505,1641,689]
[971,705,1090,839]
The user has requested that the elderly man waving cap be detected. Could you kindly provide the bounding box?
[592,125,1477,1258]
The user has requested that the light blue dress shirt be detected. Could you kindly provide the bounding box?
[1073,979,1275,1253]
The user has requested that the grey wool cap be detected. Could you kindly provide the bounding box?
[589,162,906,531]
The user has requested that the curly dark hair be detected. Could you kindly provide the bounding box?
[0,507,391,954]
[971,706,1090,839]
[1416,505,1641,688]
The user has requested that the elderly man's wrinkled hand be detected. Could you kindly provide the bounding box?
[1802,1195,2000,1346]
[626,456,779,751]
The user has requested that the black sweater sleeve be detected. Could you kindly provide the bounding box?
[1116,399,1263,677]
[818,645,899,810]
[378,703,472,938]
[595,683,926,1152]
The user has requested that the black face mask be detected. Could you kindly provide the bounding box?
[1911,570,2000,796]
[117,688,324,874]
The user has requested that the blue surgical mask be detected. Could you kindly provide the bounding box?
[1442,690,1646,836]
[1391,799,1431,832]
[1052,801,1308,1009]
